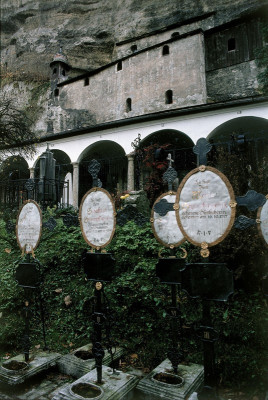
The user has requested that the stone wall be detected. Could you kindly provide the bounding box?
[113,14,215,60]
[206,60,260,102]
[54,32,207,132]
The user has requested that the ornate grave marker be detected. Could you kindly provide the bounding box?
[16,200,42,255]
[173,138,235,400]
[80,187,116,250]
[152,155,186,376]
[152,192,185,248]
[151,154,185,249]
[175,165,236,258]
[15,200,46,362]
[79,160,117,384]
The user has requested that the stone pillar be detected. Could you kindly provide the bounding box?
[29,168,35,179]
[127,154,135,192]
[72,162,79,209]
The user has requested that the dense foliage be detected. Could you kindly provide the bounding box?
[0,201,267,395]
[0,95,39,161]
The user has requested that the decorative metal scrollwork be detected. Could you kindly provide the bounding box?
[236,190,266,211]
[63,214,79,228]
[234,215,256,230]
[5,220,15,234]
[92,342,105,368]
[25,178,35,193]
[43,217,57,231]
[117,205,148,226]
[88,159,102,187]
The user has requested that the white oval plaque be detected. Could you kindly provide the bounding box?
[79,187,116,249]
[257,197,268,246]
[151,192,184,248]
[176,166,236,247]
[16,200,42,253]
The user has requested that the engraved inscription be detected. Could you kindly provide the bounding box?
[176,168,235,246]
[80,188,115,248]
[152,193,184,247]
[16,201,42,253]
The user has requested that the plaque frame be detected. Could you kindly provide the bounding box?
[175,166,236,248]
[151,191,185,248]
[16,199,42,254]
[79,187,116,249]
[257,196,268,247]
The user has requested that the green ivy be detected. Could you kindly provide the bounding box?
[0,211,267,392]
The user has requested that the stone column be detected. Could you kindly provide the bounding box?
[29,168,35,179]
[72,162,79,209]
[127,154,135,192]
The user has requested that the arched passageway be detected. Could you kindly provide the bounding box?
[207,116,268,193]
[79,141,127,203]
[0,155,29,181]
[33,148,72,208]
[136,129,195,205]
[0,156,30,208]
[34,149,72,180]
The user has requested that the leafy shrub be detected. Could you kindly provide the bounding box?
[0,207,267,392]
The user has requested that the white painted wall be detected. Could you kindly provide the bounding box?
[26,101,268,168]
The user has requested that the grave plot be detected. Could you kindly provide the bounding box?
[0,200,60,386]
[54,159,138,400]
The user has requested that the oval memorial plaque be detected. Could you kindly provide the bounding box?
[175,166,236,253]
[79,187,116,249]
[257,196,268,246]
[16,200,42,253]
[151,192,184,248]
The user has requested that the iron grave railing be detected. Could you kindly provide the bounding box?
[0,178,70,210]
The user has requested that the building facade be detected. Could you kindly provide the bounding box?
[1,5,267,209]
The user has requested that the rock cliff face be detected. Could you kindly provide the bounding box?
[0,0,265,136]
[1,0,264,77]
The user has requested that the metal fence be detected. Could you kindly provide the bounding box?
[0,178,70,210]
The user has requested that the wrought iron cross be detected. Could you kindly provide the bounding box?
[193,138,212,166]
[88,159,102,188]
[163,153,177,191]
[235,190,266,230]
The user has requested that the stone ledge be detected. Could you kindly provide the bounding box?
[137,359,204,400]
[56,344,124,378]
[0,352,61,386]
[52,365,139,400]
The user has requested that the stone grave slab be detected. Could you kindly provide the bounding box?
[52,364,139,400]
[56,343,124,378]
[137,359,203,400]
[0,351,60,385]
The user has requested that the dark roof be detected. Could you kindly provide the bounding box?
[38,95,268,144]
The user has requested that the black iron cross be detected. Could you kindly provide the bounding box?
[163,153,178,191]
[193,138,212,167]
[235,190,266,230]
[154,198,174,216]
[88,159,102,188]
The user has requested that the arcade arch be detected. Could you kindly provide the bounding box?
[0,155,29,181]
[139,129,195,180]
[135,129,195,204]
[207,116,268,192]
[0,156,29,207]
[78,141,127,203]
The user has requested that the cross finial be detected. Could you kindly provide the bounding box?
[193,138,212,166]
[167,153,174,168]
